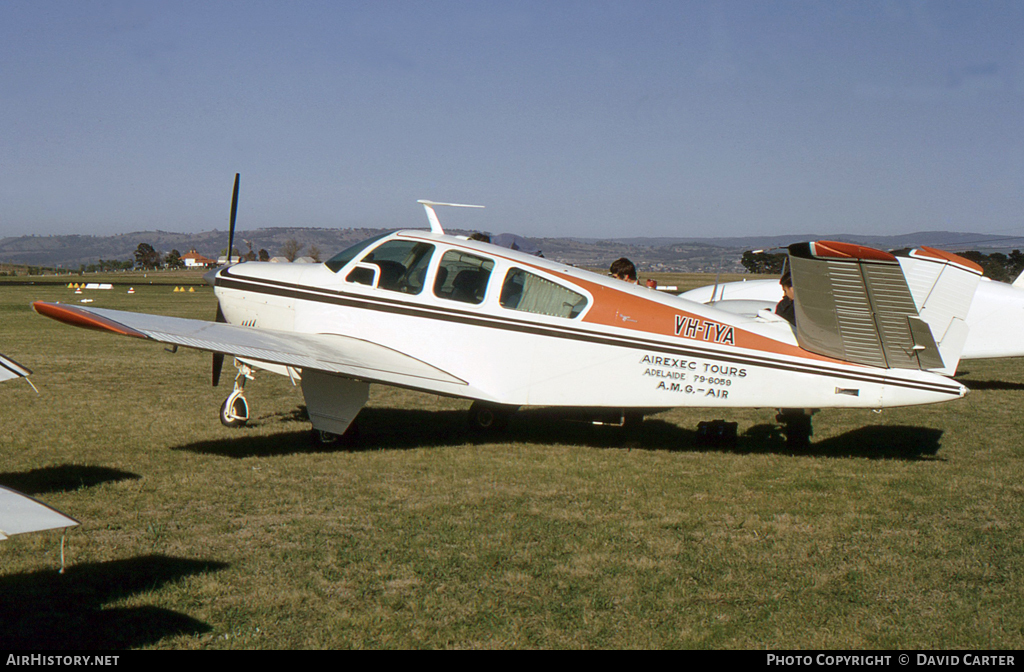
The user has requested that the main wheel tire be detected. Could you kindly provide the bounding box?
[311,422,359,447]
[467,402,513,432]
[220,395,248,428]
[777,410,812,449]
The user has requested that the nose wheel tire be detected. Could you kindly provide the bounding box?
[220,393,249,428]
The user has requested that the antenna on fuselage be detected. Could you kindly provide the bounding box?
[417,200,485,235]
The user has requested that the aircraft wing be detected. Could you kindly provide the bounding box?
[0,485,79,540]
[0,352,31,383]
[789,242,982,375]
[32,302,467,388]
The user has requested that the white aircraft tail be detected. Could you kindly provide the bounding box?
[897,248,983,375]
[1013,267,1024,289]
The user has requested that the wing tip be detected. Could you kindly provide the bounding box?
[33,301,148,339]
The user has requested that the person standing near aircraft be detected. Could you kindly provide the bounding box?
[775,270,796,325]
[609,257,638,283]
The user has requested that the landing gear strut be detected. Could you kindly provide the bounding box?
[776,409,814,448]
[220,360,253,428]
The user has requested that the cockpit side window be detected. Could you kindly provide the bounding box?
[346,240,435,294]
[433,250,494,305]
[325,232,391,273]
[500,268,588,318]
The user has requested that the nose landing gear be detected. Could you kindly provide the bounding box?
[220,360,254,428]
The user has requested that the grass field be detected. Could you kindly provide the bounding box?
[1,273,1022,649]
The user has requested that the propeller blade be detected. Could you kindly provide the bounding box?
[227,173,240,264]
[213,174,236,388]
[212,352,224,387]
[212,304,227,386]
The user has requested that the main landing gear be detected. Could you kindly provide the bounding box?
[466,401,517,432]
[220,360,254,428]
[776,409,815,448]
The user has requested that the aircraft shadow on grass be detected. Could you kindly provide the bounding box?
[956,378,1024,391]
[172,406,944,461]
[0,555,228,649]
[741,424,944,460]
[0,465,139,496]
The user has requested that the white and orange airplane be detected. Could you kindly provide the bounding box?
[31,183,985,446]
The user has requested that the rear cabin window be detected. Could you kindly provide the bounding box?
[500,268,588,319]
[346,240,435,295]
[433,250,494,305]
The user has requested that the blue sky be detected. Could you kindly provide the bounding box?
[2,0,1022,239]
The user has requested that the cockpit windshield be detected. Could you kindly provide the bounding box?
[325,232,391,273]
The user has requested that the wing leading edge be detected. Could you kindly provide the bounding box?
[32,302,467,390]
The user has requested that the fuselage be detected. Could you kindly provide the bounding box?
[210,230,966,410]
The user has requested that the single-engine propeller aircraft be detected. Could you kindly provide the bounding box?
[33,178,985,445]
[0,352,78,541]
[682,264,1024,361]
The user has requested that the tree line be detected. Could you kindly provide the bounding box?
[132,239,321,270]
[742,248,1024,283]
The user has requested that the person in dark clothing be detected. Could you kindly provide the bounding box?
[775,270,796,325]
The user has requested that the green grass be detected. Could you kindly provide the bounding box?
[1,276,1022,649]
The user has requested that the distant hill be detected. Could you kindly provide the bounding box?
[2,228,1023,274]
[0,228,385,270]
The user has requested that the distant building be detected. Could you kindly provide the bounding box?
[181,249,217,268]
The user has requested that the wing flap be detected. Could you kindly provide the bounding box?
[33,302,466,388]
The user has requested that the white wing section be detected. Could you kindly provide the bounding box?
[0,486,78,540]
[33,302,466,389]
[0,352,31,383]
